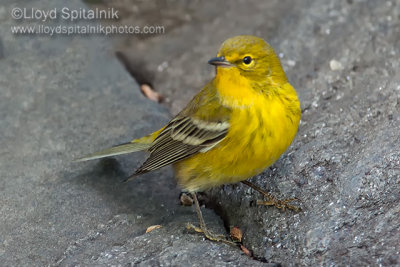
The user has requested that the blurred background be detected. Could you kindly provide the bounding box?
[84,0,310,114]
[1,0,399,265]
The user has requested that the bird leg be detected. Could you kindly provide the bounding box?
[241,180,301,211]
[186,193,237,247]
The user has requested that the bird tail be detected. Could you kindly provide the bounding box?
[74,141,150,162]
[74,127,165,162]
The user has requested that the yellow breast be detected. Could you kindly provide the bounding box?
[174,77,300,192]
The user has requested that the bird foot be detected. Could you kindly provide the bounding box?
[241,180,301,212]
[256,197,301,211]
[186,223,237,247]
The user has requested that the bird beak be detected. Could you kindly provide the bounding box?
[208,56,233,67]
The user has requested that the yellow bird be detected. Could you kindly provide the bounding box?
[76,35,301,245]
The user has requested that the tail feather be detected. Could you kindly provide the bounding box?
[74,141,150,162]
[122,172,140,183]
[74,127,166,162]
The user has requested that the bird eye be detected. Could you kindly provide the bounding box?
[243,56,252,65]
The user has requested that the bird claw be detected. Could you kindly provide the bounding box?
[242,181,301,212]
[186,223,237,246]
[256,197,301,211]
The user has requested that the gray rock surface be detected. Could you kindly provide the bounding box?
[0,0,261,266]
[111,0,400,265]
[211,2,400,265]
[1,0,399,266]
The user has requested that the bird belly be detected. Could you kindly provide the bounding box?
[174,97,300,192]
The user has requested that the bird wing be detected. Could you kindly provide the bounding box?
[134,83,232,175]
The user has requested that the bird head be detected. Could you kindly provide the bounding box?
[209,35,287,87]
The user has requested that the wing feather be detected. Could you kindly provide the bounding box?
[135,116,229,174]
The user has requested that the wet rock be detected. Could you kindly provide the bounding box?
[110,0,400,265]
[0,0,261,265]
[2,0,399,265]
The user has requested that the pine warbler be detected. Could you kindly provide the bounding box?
[76,35,301,245]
